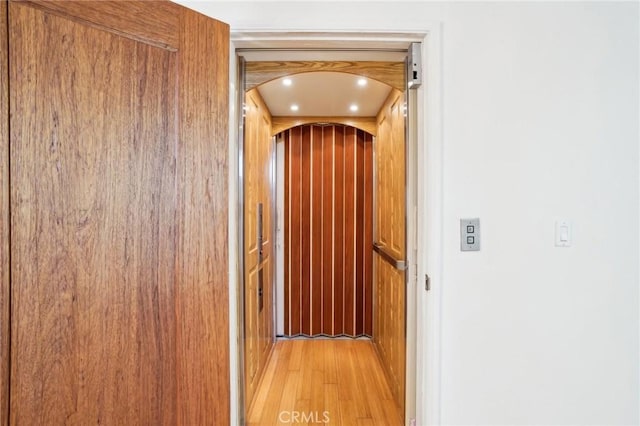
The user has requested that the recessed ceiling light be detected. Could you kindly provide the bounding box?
[349,104,359,112]
[290,104,299,112]
[282,78,292,86]
[357,78,367,87]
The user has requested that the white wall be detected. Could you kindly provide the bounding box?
[179,2,640,424]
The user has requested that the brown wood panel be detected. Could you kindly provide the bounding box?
[373,88,406,418]
[289,127,302,335]
[301,126,312,335]
[175,9,230,425]
[272,116,377,137]
[356,131,366,334]
[0,2,8,423]
[333,125,345,335]
[245,61,405,92]
[284,130,290,336]
[322,127,334,334]
[22,0,180,49]
[343,126,356,336]
[284,124,372,337]
[8,2,230,424]
[243,88,275,409]
[364,140,374,336]
[10,4,177,423]
[311,126,323,335]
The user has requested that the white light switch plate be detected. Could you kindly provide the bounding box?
[555,220,572,247]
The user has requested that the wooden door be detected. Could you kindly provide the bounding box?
[373,89,406,417]
[243,88,275,407]
[0,1,8,420]
[3,1,229,424]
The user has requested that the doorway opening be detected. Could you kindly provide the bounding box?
[232,32,440,426]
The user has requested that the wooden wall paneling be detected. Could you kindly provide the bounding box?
[333,125,345,335]
[284,130,290,335]
[321,127,334,334]
[355,131,365,334]
[245,61,405,92]
[289,127,302,335]
[300,126,312,335]
[364,139,374,335]
[243,88,275,409]
[391,95,406,259]
[372,88,406,417]
[311,126,323,335]
[244,93,259,396]
[343,126,356,335]
[0,2,8,423]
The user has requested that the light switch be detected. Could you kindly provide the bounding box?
[461,218,480,251]
[555,220,571,247]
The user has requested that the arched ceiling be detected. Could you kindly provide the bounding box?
[257,71,393,117]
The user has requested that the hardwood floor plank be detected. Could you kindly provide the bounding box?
[275,370,301,426]
[324,384,341,426]
[289,339,304,371]
[248,339,401,426]
[254,341,293,425]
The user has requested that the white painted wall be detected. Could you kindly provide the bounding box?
[179,1,640,424]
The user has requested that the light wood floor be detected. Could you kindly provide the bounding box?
[247,338,403,426]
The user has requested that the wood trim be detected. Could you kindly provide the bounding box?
[246,61,405,92]
[272,116,377,137]
[18,0,180,50]
[0,2,8,423]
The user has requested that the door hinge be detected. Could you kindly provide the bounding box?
[425,273,431,291]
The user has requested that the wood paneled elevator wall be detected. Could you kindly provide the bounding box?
[372,88,406,416]
[243,88,275,408]
[283,124,373,337]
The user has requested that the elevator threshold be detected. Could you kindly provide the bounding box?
[247,338,402,425]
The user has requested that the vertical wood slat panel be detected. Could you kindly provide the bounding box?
[343,126,356,335]
[284,124,372,337]
[364,136,374,335]
[321,127,334,334]
[284,130,290,335]
[0,2,8,422]
[355,130,365,334]
[301,126,312,335]
[333,125,345,335]
[311,126,323,335]
[290,127,302,335]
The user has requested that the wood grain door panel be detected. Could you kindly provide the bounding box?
[6,2,230,424]
[0,1,8,420]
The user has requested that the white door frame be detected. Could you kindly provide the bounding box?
[227,26,443,426]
